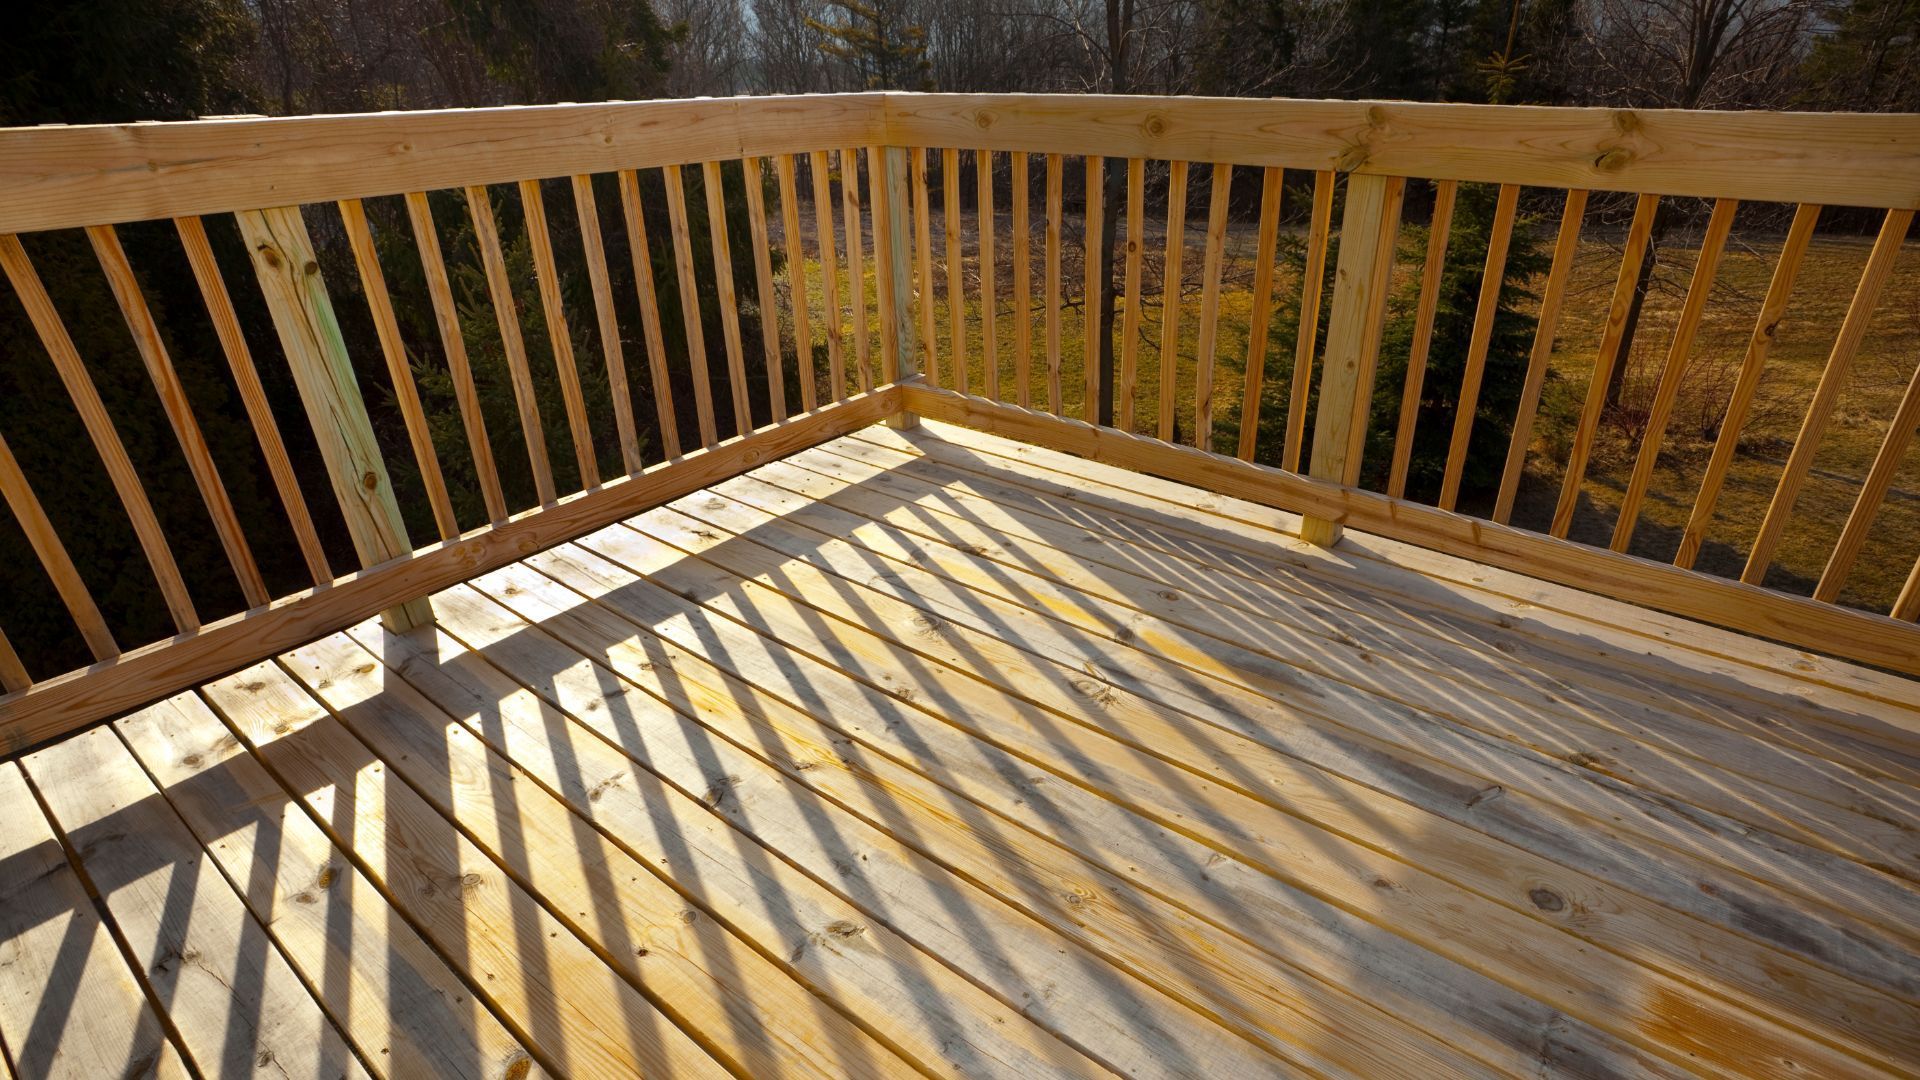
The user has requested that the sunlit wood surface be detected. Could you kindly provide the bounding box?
[3,421,1917,1079]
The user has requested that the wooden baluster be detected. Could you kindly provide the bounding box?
[1744,207,1915,584]
[1284,171,1336,473]
[876,146,917,429]
[1120,158,1148,433]
[1083,155,1106,424]
[701,161,754,433]
[235,206,428,630]
[0,234,198,633]
[839,149,872,397]
[1011,153,1033,407]
[1387,179,1458,497]
[1300,174,1405,547]
[465,184,558,503]
[977,149,999,401]
[1896,553,1920,621]
[1437,182,1521,511]
[402,192,509,523]
[1611,197,1738,551]
[0,430,116,661]
[0,626,27,693]
[1819,359,1920,602]
[1045,153,1065,414]
[616,170,681,458]
[741,156,787,423]
[662,165,720,447]
[1494,188,1588,525]
[808,151,846,406]
[1551,192,1659,538]
[1192,162,1231,447]
[1673,203,1818,568]
[175,215,334,580]
[1236,166,1283,461]
[943,147,967,396]
[775,155,819,412]
[571,175,645,475]
[1156,160,1188,442]
[910,148,939,389]
[88,223,271,603]
[335,200,460,539]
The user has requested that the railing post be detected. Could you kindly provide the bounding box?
[1300,174,1403,547]
[237,205,431,631]
[878,145,920,430]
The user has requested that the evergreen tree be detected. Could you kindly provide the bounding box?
[809,0,934,89]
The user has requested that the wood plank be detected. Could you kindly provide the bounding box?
[0,96,889,234]
[1494,188,1587,524]
[0,628,27,693]
[464,186,560,503]
[26,726,372,1079]
[0,430,116,661]
[1611,197,1737,550]
[905,384,1920,678]
[839,149,873,396]
[442,569,1495,1078]
[1119,158,1147,433]
[1819,359,1920,603]
[1387,179,1456,497]
[1674,203,1819,568]
[237,205,430,632]
[809,151,847,405]
[883,93,1920,209]
[1301,173,1402,545]
[1551,192,1659,538]
[91,222,273,601]
[776,154,819,412]
[176,214,335,581]
[116,694,547,1079]
[0,761,191,1080]
[1082,155,1104,423]
[1155,160,1188,443]
[876,147,916,431]
[1744,207,1915,584]
[668,463,1920,1064]
[572,174,645,473]
[0,389,898,752]
[663,165,720,447]
[403,192,509,524]
[740,156,788,423]
[941,147,965,396]
[1044,154,1064,414]
[336,200,460,539]
[1236,166,1283,461]
[615,170,682,459]
[1435,183,1519,510]
[1009,152,1032,406]
[699,161,754,435]
[0,234,198,633]
[976,149,998,400]
[281,630,894,1080]
[355,605,1104,1080]
[198,661,730,1079]
[909,148,939,389]
[1191,163,1230,448]
[1283,171,1335,472]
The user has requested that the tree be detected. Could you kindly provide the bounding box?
[809,0,934,89]
[1801,0,1920,111]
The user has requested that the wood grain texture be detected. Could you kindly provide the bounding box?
[572,174,645,473]
[1009,152,1031,406]
[1236,166,1282,461]
[976,149,998,401]
[1156,160,1188,443]
[909,148,939,390]
[839,149,872,396]
[741,156,788,423]
[1045,154,1063,414]
[809,151,846,406]
[1283,171,1335,472]
[1191,163,1229,448]
[700,160,753,432]
[663,165,720,448]
[616,170,683,458]
[518,179,600,486]
[464,185,558,503]
[942,147,965,396]
[777,154,820,411]
[1119,158,1147,432]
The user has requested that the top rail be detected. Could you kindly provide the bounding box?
[0,93,1915,236]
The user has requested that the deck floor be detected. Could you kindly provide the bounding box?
[2,421,1918,1079]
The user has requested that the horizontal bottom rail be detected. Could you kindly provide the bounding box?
[0,388,901,754]
[905,385,1920,680]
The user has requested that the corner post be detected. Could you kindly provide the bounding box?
[236,205,431,630]
[1300,173,1404,547]
[877,145,920,429]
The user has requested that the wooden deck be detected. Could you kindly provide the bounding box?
[3,421,1917,1079]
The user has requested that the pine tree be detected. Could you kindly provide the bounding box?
[808,0,933,89]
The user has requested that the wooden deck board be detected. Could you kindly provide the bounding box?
[4,422,1918,1079]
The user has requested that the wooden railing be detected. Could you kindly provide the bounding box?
[0,93,1916,751]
